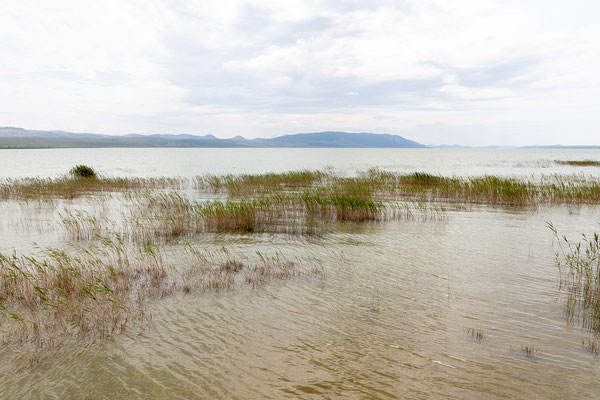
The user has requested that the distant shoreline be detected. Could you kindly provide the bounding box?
[1,143,598,150]
[0,127,598,148]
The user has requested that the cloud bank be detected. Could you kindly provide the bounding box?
[1,0,599,145]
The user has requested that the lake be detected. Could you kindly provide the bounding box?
[1,147,600,178]
[1,148,600,399]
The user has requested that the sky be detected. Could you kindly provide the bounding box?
[1,0,599,146]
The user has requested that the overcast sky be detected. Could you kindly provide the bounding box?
[1,0,599,145]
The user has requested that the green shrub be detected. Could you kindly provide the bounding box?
[69,164,97,178]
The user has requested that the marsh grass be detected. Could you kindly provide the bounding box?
[2,170,599,206]
[556,160,600,167]
[59,209,113,241]
[362,169,600,206]
[197,170,331,195]
[0,240,149,349]
[113,191,447,243]
[0,238,322,352]
[548,222,600,331]
[0,176,184,200]
[199,169,600,206]
[43,168,599,244]
[3,169,600,354]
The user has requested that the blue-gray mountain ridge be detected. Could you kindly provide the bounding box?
[1,127,597,148]
[0,127,426,148]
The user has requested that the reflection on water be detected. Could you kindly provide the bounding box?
[1,202,600,398]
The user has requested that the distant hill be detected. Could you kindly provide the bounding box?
[122,133,218,140]
[0,126,111,139]
[253,131,426,148]
[0,127,427,148]
[0,136,247,149]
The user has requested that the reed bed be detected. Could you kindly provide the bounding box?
[197,170,331,195]
[0,176,184,200]
[549,222,600,332]
[556,160,600,167]
[114,191,445,242]
[2,169,599,206]
[49,168,600,244]
[360,169,600,206]
[4,168,600,353]
[198,169,600,206]
[0,238,322,350]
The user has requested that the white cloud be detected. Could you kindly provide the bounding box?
[0,0,599,144]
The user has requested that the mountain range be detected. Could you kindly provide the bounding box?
[0,127,597,149]
[0,127,426,148]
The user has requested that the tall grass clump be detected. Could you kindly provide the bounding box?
[69,165,97,178]
[465,176,535,205]
[548,222,600,331]
[120,189,444,242]
[197,170,330,195]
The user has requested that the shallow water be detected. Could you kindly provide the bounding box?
[1,149,600,398]
[2,205,600,398]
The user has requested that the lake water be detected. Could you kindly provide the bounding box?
[1,148,600,399]
[1,147,600,178]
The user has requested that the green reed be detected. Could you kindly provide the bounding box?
[114,190,446,243]
[2,169,599,205]
[556,160,600,167]
[0,176,184,200]
[548,222,600,331]
[197,170,330,195]
[196,169,600,206]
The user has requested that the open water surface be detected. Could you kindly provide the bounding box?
[1,147,600,179]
